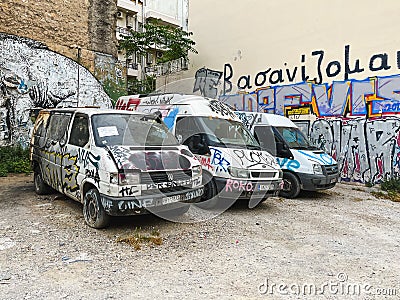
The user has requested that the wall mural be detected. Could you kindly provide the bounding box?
[0,33,112,147]
[194,45,400,184]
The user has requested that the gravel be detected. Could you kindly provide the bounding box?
[0,174,400,299]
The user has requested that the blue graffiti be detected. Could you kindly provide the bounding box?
[297,150,334,165]
[219,74,400,118]
[164,108,179,130]
[276,157,301,171]
[17,79,29,94]
[210,148,231,172]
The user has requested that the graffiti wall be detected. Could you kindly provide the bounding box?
[0,33,112,147]
[192,45,400,184]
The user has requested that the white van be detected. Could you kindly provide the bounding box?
[131,94,283,207]
[30,108,203,228]
[235,111,339,198]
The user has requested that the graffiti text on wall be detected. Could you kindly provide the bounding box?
[217,75,400,118]
[310,117,400,184]
[222,45,397,92]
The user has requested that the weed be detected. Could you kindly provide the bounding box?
[116,228,162,250]
[352,197,363,202]
[365,181,373,188]
[381,178,400,193]
[371,191,400,202]
[0,146,31,177]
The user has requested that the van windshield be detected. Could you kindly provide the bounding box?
[274,126,315,150]
[92,114,179,147]
[176,116,260,149]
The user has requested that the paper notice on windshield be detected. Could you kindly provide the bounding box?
[97,126,119,137]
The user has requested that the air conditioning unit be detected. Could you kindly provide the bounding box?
[117,11,123,19]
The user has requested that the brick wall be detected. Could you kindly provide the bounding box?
[0,0,118,71]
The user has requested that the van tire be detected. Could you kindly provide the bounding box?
[279,172,301,199]
[34,171,52,195]
[196,173,219,210]
[83,188,110,229]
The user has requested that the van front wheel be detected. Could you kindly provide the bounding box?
[279,172,301,199]
[83,188,110,229]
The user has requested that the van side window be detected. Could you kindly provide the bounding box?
[47,113,72,145]
[254,125,277,156]
[175,117,206,153]
[69,114,89,147]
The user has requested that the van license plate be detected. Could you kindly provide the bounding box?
[258,184,271,191]
[162,195,181,205]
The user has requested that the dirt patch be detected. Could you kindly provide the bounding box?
[0,174,399,299]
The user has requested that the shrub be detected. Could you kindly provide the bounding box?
[381,178,400,193]
[0,146,31,177]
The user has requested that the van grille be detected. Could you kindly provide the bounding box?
[141,186,191,196]
[251,171,277,179]
[324,164,338,175]
[141,170,192,184]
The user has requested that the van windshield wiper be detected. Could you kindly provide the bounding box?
[292,145,318,150]
[246,144,261,150]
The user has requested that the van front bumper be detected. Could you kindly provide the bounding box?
[100,186,204,216]
[214,177,282,200]
[300,172,339,191]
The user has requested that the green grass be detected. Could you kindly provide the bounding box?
[370,178,400,202]
[381,178,400,193]
[0,146,31,177]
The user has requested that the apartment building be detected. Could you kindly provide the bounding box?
[116,0,189,91]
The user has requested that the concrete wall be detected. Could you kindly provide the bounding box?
[186,0,400,184]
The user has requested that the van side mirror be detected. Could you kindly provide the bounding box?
[186,134,210,155]
[197,143,209,155]
[276,141,292,159]
[153,111,163,123]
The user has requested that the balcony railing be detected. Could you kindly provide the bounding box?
[127,62,139,70]
[145,57,188,76]
[116,26,132,39]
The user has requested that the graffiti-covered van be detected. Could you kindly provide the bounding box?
[124,94,283,208]
[30,108,203,228]
[236,111,339,198]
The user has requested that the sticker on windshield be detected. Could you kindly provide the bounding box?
[97,126,119,137]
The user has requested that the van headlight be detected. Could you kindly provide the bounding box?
[229,167,250,178]
[278,169,283,178]
[118,171,141,185]
[313,164,323,175]
[192,165,202,177]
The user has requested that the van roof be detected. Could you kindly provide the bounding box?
[137,93,240,121]
[236,111,297,128]
[39,107,147,117]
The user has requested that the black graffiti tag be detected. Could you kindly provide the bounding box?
[209,100,237,119]
[233,150,274,168]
